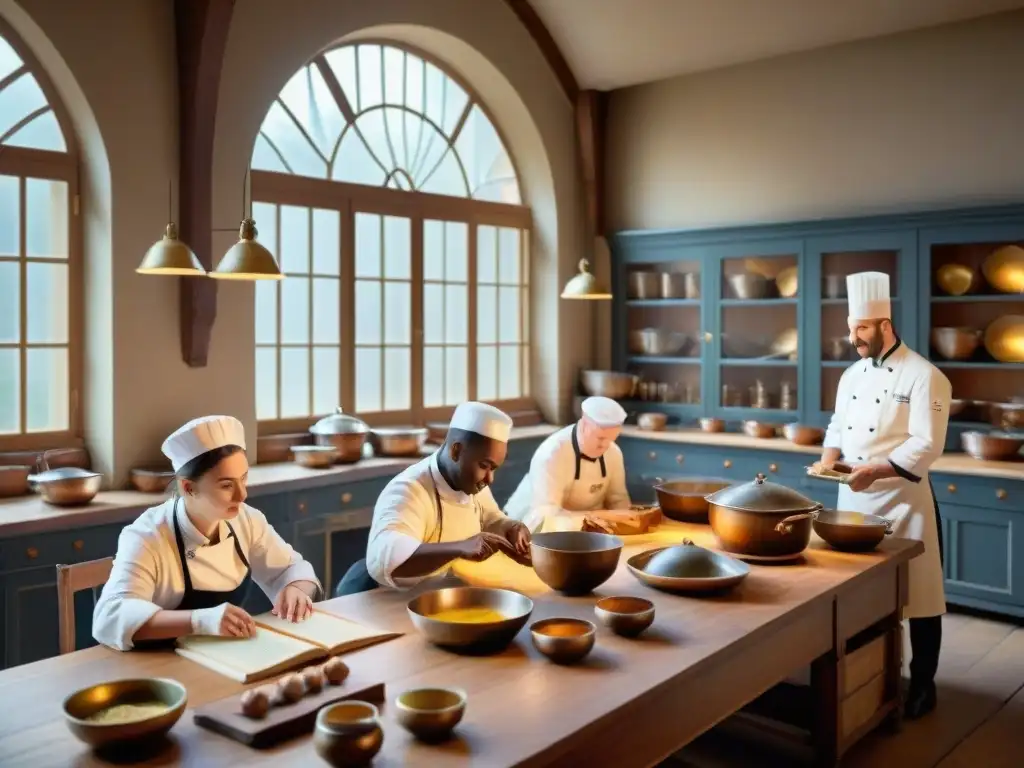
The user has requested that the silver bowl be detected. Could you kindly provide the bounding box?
[407,586,533,652]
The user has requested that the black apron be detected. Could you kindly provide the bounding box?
[172,498,253,610]
[571,424,606,480]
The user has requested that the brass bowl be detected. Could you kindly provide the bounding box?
[580,370,638,399]
[637,412,667,431]
[291,445,337,468]
[62,678,187,748]
[775,266,798,298]
[425,421,449,444]
[783,423,825,446]
[770,328,799,359]
[530,531,623,595]
[949,399,967,418]
[313,701,383,767]
[991,403,1024,431]
[936,263,978,296]
[394,687,466,742]
[314,432,367,463]
[983,315,1024,363]
[743,421,778,439]
[812,510,893,553]
[0,464,32,498]
[931,327,982,361]
[129,467,175,494]
[406,586,533,652]
[594,596,655,637]
[626,540,750,594]
[530,618,596,664]
[654,477,732,523]
[961,431,1024,462]
[699,417,725,433]
[982,244,1024,294]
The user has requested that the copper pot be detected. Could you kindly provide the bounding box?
[653,477,732,523]
[705,474,821,560]
[310,408,370,463]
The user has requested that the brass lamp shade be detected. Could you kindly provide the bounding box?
[209,218,284,281]
[136,223,205,276]
[561,258,612,300]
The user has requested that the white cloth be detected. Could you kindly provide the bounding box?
[190,604,232,636]
[581,396,627,427]
[92,498,321,651]
[504,424,630,533]
[449,401,513,443]
[162,415,246,471]
[846,271,891,321]
[366,452,511,589]
[824,342,951,619]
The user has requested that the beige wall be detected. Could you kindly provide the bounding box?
[0,0,587,484]
[605,10,1024,232]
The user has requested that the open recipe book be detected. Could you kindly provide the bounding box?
[175,609,401,683]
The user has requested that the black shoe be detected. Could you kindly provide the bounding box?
[904,682,937,719]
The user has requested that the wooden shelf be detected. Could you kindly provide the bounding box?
[719,298,798,307]
[822,297,903,306]
[931,294,1023,303]
[720,358,798,367]
[626,298,700,307]
[628,356,700,365]
[932,361,1024,370]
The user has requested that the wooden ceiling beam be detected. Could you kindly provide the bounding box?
[502,0,579,102]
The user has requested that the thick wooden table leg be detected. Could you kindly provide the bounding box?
[811,649,840,767]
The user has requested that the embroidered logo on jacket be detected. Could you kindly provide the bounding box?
[589,483,604,493]
[893,393,910,404]
[931,399,943,412]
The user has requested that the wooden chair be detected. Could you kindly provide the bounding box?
[56,557,114,655]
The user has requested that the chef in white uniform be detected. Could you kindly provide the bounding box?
[93,415,322,652]
[361,402,531,591]
[816,271,951,719]
[504,396,631,533]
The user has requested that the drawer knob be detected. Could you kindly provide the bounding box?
[298,501,307,513]
[26,547,38,559]
[675,454,684,465]
[769,463,778,473]
[648,451,657,460]
[947,484,956,494]
[73,540,84,551]
[703,331,713,343]
[723,459,732,469]
[341,492,352,504]
[996,488,1007,500]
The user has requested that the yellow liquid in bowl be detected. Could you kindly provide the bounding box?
[428,608,507,624]
[84,701,171,724]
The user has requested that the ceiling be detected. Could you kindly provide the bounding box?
[527,0,1024,90]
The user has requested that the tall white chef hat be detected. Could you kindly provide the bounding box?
[581,396,627,428]
[846,271,891,322]
[449,401,513,443]
[162,415,247,472]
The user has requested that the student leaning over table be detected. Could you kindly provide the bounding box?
[92,415,322,651]
[343,402,531,594]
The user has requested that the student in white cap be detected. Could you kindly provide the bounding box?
[93,415,322,651]
[814,271,951,719]
[504,395,631,533]
[346,402,530,593]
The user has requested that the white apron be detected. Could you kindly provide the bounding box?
[833,342,946,619]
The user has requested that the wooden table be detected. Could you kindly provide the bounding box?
[0,523,921,767]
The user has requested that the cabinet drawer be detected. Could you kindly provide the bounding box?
[932,475,1019,512]
[5,524,122,572]
[841,634,887,698]
[840,672,886,740]
[292,480,387,520]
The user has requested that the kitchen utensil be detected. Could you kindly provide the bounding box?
[313,701,383,767]
[812,510,893,553]
[721,334,768,359]
[394,687,466,742]
[823,274,846,299]
[310,408,370,463]
[425,421,449,444]
[630,328,690,357]
[770,328,799,359]
[128,467,175,493]
[529,618,596,664]
[699,417,725,433]
[744,258,786,279]
[961,431,1024,461]
[982,244,1024,293]
[406,586,534,651]
[530,531,623,595]
[29,466,103,506]
[637,412,667,431]
[594,596,655,637]
[368,426,427,457]
[193,680,385,749]
[291,445,337,468]
[983,315,1024,363]
[935,263,978,296]
[825,336,852,361]
[775,266,798,297]
[705,474,821,560]
[931,327,982,361]
[990,402,1024,431]
[653,477,732,523]
[727,273,770,300]
[779,381,796,411]
[582,508,659,536]
[628,271,660,299]
[783,423,825,446]
[660,271,699,299]
[63,677,187,749]
[626,539,750,594]
[743,421,778,439]
[0,465,31,497]
[804,464,852,485]
[580,370,638,399]
[257,432,312,463]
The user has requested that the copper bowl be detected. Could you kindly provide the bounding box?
[637,412,668,431]
[949,399,967,419]
[931,327,982,361]
[991,403,1024,431]
[314,701,383,767]
[394,687,466,742]
[743,421,778,439]
[291,445,337,468]
[783,423,825,446]
[936,263,978,296]
[699,417,725,433]
[530,531,623,595]
[594,596,655,637]
[530,618,596,664]
[62,677,187,748]
[813,510,893,553]
[129,467,175,494]
[425,421,449,444]
[961,431,1024,462]
[653,477,732,523]
[0,465,32,498]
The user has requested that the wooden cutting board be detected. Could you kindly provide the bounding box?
[193,675,385,749]
[582,506,662,535]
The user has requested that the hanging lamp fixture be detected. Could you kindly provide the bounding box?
[209,170,284,281]
[136,182,205,276]
[560,258,612,300]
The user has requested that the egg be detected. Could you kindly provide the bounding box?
[322,657,350,685]
[240,689,270,719]
[303,667,325,694]
[275,673,305,704]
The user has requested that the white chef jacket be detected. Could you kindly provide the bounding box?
[93,497,321,651]
[824,340,951,618]
[504,424,630,533]
[366,451,511,589]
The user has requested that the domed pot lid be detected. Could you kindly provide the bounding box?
[310,407,370,435]
[643,539,739,579]
[705,473,819,513]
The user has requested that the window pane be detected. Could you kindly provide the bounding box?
[280,347,310,418]
[26,178,68,259]
[278,64,345,159]
[332,129,388,187]
[355,347,381,412]
[477,285,496,344]
[423,62,467,135]
[0,348,18,434]
[383,347,410,411]
[445,346,467,405]
[445,222,468,283]
[445,284,467,344]
[313,346,339,415]
[357,45,383,110]
[384,281,410,345]
[279,276,310,344]
[455,104,511,193]
[255,347,278,420]
[521,346,530,396]
[312,278,339,344]
[383,215,410,279]
[355,108,391,169]
[419,148,468,198]
[498,345,520,400]
[354,280,381,345]
[260,101,327,178]
[5,110,66,153]
[383,46,404,105]
[252,134,289,173]
[280,205,309,274]
[0,73,47,139]
[521,286,530,342]
[25,262,68,344]
[498,227,520,285]
[252,201,278,253]
[423,283,443,344]
[423,220,444,282]
[26,346,67,432]
[498,286,520,344]
[477,225,496,283]
[477,346,497,402]
[324,46,359,112]
[0,261,19,343]
[0,175,18,256]
[254,281,277,345]
[423,346,444,408]
[355,213,380,278]
[312,209,340,275]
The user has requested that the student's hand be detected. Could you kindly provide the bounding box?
[192,603,256,638]
[503,522,532,564]
[457,532,518,562]
[273,583,315,623]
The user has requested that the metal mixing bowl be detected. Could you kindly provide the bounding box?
[580,370,638,399]
[530,531,624,595]
[406,586,533,652]
[812,510,893,553]
[654,477,732,523]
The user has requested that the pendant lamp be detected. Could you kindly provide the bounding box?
[136,183,205,276]
[209,171,284,281]
[560,258,611,300]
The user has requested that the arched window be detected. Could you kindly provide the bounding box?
[251,42,531,430]
[0,26,78,452]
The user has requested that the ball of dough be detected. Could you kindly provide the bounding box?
[276,673,305,704]
[303,667,325,694]
[240,688,270,719]
[322,658,350,685]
